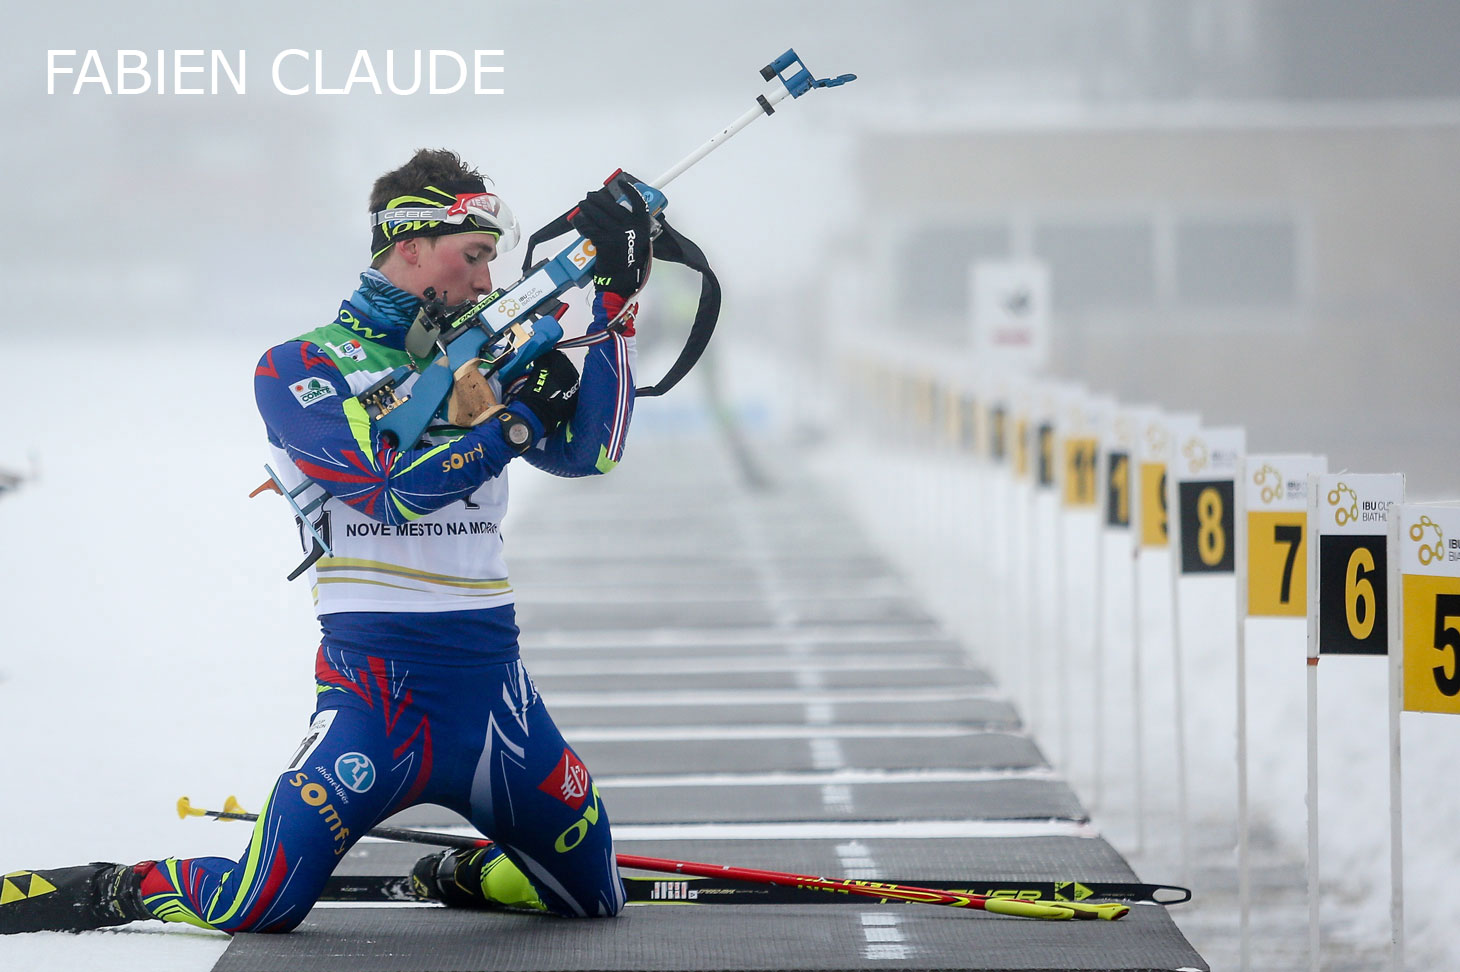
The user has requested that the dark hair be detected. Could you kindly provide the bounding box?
[369,149,486,268]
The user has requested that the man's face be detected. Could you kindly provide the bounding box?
[416,232,498,302]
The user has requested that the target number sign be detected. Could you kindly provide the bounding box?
[1013,415,1030,480]
[1136,414,1196,550]
[1245,456,1326,617]
[1313,474,1401,655]
[1063,437,1098,508]
[1036,421,1056,489]
[1139,463,1167,547]
[1174,426,1244,575]
[1105,452,1131,527]
[988,403,1008,463]
[1398,504,1460,714]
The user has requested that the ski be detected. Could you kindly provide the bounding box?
[322,874,1189,906]
[0,864,148,935]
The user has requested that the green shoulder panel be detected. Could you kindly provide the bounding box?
[295,322,411,379]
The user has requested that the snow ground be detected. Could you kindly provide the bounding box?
[804,434,1460,971]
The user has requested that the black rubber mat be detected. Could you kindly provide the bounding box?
[517,643,970,663]
[212,904,1206,972]
[561,733,1049,776]
[520,634,968,656]
[386,779,1085,827]
[547,699,1021,729]
[510,553,905,581]
[530,666,993,693]
[514,598,938,630]
[516,575,913,601]
[211,435,1206,972]
[335,836,1144,884]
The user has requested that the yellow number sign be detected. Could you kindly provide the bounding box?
[1400,505,1460,714]
[1248,511,1307,616]
[1403,573,1460,714]
[1013,418,1030,480]
[1139,462,1167,547]
[1063,437,1098,507]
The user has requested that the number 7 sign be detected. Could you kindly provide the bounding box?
[1243,455,1326,617]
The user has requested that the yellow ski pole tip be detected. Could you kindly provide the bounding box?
[176,796,195,819]
[222,795,245,817]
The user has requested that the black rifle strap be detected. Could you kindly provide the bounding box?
[520,215,575,275]
[520,210,720,398]
[633,215,720,398]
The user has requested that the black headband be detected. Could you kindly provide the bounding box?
[369,178,498,259]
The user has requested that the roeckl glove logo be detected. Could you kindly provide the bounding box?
[624,229,637,266]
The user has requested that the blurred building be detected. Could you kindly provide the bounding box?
[847,104,1460,495]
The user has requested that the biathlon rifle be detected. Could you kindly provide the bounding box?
[259,49,854,571]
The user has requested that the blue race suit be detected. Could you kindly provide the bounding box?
[135,270,635,932]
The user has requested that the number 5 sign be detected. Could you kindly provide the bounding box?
[1396,504,1460,713]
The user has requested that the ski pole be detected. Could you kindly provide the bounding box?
[177,797,1127,920]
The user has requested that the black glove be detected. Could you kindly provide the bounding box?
[570,185,652,296]
[506,349,580,434]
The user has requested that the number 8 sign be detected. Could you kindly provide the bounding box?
[1397,504,1460,714]
[1174,426,1244,575]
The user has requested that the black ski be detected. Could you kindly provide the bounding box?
[0,864,146,935]
[322,874,1190,906]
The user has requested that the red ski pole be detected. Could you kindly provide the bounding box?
[179,797,1127,921]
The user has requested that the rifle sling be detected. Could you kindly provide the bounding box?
[520,211,720,399]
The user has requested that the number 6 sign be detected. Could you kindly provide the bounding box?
[1312,473,1404,655]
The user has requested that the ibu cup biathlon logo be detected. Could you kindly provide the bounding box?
[1182,436,1209,475]
[1327,481,1359,526]
[335,752,376,793]
[1145,423,1168,456]
[1410,515,1445,566]
[1253,463,1282,505]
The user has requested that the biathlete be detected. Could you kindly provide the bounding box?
[1,148,654,934]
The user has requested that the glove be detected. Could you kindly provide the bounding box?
[506,349,580,434]
[570,185,652,297]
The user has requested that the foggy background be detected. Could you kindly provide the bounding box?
[3,0,1456,494]
[2,3,1458,968]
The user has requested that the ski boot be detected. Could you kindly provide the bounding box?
[410,847,546,913]
[0,862,152,934]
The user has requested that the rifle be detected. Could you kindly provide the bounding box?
[256,49,855,576]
